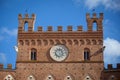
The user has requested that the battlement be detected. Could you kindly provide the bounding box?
[86,13,103,19]
[18,13,103,33]
[0,64,13,70]
[86,13,103,31]
[106,63,120,70]
[18,14,36,19]
[37,26,83,32]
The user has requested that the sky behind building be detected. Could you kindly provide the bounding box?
[0,0,120,68]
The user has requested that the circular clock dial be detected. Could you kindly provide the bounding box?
[50,45,68,62]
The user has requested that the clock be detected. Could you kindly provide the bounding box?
[50,45,68,62]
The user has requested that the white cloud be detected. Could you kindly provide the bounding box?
[104,37,120,67]
[85,0,101,9]
[0,53,6,64]
[1,27,17,36]
[84,0,120,11]
[102,0,120,10]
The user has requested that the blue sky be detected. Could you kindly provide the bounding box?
[0,0,120,68]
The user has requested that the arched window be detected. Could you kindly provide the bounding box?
[84,48,90,60]
[28,75,35,80]
[92,21,98,31]
[64,75,73,80]
[109,75,116,80]
[24,21,28,32]
[31,48,37,60]
[46,75,54,80]
[4,74,14,80]
[84,76,92,80]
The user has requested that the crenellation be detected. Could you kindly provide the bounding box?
[93,13,97,18]
[99,13,103,19]
[7,64,12,69]
[32,14,36,19]
[47,26,53,31]
[108,64,113,70]
[38,26,42,32]
[67,26,72,31]
[25,14,29,18]
[18,13,103,32]
[0,64,3,69]
[58,26,62,31]
[77,26,83,31]
[117,63,120,69]
[0,64,14,70]
[18,14,22,19]
[86,13,90,19]
[18,14,36,19]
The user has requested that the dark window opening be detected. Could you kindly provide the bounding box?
[84,49,90,60]
[31,49,37,60]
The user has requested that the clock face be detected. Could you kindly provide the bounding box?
[50,45,68,62]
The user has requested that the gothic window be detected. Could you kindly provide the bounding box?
[84,48,90,60]
[28,75,35,80]
[64,76,73,80]
[46,75,54,80]
[4,74,14,80]
[31,48,37,60]
[84,76,92,80]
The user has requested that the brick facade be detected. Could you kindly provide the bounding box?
[0,13,119,80]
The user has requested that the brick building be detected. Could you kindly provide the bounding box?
[0,13,120,80]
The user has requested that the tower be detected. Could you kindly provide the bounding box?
[16,13,104,80]
[86,13,103,31]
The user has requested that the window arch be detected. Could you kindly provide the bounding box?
[92,21,98,31]
[64,75,73,80]
[28,75,35,80]
[24,21,29,32]
[84,76,92,80]
[109,75,116,80]
[4,74,14,80]
[46,75,54,80]
[84,48,90,60]
[31,48,37,60]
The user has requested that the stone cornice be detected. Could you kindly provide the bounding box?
[16,61,104,63]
